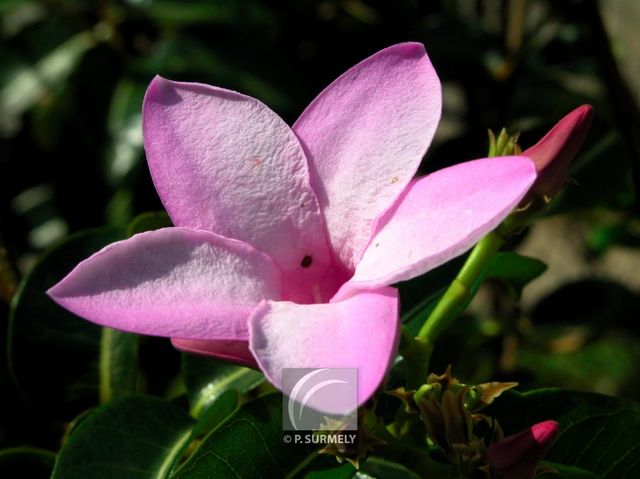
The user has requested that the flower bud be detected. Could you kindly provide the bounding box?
[522,105,593,206]
[488,420,559,479]
[489,127,522,157]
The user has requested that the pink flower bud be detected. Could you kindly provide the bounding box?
[488,420,559,479]
[522,105,593,205]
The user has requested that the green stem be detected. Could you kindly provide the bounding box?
[401,231,505,388]
[417,230,505,344]
[400,129,526,387]
[401,327,434,388]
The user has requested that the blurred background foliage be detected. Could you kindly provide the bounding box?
[1,0,640,465]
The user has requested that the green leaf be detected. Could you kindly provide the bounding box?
[191,389,238,438]
[7,227,125,415]
[105,189,135,227]
[0,31,96,136]
[0,447,55,478]
[99,327,139,403]
[11,183,68,249]
[105,79,146,186]
[137,35,290,110]
[126,211,173,237]
[358,456,421,478]
[0,2,47,37]
[172,394,317,479]
[540,462,603,479]
[402,252,545,334]
[143,1,237,25]
[303,462,355,478]
[52,395,195,479]
[489,389,640,478]
[304,464,356,479]
[140,0,275,29]
[481,252,547,296]
[182,354,264,417]
[600,0,640,107]
[551,133,633,212]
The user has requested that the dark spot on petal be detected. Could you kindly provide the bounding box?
[301,255,313,268]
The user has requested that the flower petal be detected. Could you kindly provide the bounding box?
[47,228,282,340]
[293,42,442,270]
[345,156,536,289]
[171,338,258,368]
[249,288,400,409]
[489,420,559,479]
[143,77,333,303]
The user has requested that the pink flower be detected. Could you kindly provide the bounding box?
[522,105,593,205]
[488,420,559,479]
[48,43,536,408]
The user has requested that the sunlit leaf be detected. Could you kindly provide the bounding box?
[0,2,47,38]
[11,184,68,249]
[601,1,640,113]
[0,31,96,136]
[99,327,139,403]
[482,252,547,296]
[105,79,146,186]
[191,389,237,437]
[182,354,263,417]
